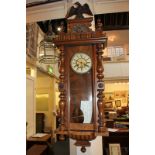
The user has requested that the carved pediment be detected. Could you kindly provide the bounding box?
[67,17,93,33]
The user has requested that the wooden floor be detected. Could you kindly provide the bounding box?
[27,144,47,155]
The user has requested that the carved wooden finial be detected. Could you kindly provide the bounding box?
[81,146,86,153]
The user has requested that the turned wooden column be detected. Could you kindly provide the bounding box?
[96,43,106,132]
[58,45,66,140]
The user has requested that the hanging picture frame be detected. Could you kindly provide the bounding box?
[104,92,114,101]
[115,100,121,108]
[109,144,121,155]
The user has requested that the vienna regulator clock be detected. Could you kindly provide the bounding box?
[53,2,108,152]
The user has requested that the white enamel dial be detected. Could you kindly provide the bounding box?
[71,53,92,74]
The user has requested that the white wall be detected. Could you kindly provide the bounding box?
[26,1,68,23]
[104,61,129,80]
[105,82,129,92]
[94,0,129,14]
[26,75,36,138]
[27,0,46,4]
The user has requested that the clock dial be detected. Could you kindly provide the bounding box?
[71,53,92,74]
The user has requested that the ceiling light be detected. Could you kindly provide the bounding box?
[57,27,61,31]
[108,35,116,42]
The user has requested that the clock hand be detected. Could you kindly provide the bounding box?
[76,59,82,63]
[74,64,79,68]
[84,64,89,67]
[84,63,91,68]
[80,66,83,71]
[77,66,80,70]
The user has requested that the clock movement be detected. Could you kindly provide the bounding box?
[53,2,108,152]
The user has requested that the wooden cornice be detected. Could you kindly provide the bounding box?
[53,32,107,45]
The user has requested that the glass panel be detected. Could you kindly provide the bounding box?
[67,46,94,124]
[70,71,93,123]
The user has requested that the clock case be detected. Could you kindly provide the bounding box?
[53,17,109,150]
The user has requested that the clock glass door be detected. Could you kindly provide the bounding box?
[65,45,95,125]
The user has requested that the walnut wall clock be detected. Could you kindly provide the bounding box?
[53,2,108,153]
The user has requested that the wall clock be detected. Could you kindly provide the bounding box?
[53,2,108,153]
[70,52,92,74]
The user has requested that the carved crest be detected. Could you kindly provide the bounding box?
[66,2,93,19]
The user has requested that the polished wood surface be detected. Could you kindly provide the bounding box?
[96,43,106,132]
[27,134,51,142]
[54,34,107,45]
[27,134,51,150]
[70,123,94,130]
[58,45,66,141]
[115,128,129,133]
